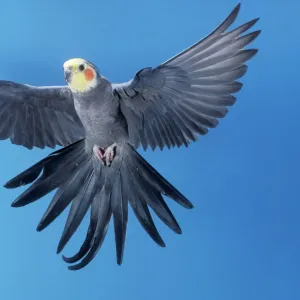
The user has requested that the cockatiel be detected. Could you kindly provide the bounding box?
[2,4,260,270]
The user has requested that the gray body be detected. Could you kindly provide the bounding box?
[73,78,128,149]
[1,4,261,270]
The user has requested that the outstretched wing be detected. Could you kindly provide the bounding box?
[0,81,85,149]
[113,4,260,150]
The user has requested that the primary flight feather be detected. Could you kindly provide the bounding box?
[2,3,260,270]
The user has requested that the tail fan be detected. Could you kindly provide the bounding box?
[5,140,193,270]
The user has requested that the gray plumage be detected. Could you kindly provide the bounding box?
[3,3,260,270]
[0,82,84,149]
[114,5,260,150]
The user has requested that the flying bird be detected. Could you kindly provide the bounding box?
[2,4,260,270]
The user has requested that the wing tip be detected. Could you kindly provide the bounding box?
[234,3,241,13]
[3,182,14,189]
[11,198,23,207]
[4,179,24,189]
[249,30,262,42]
[252,17,260,25]
[36,222,44,232]
[249,48,259,57]
[226,2,241,24]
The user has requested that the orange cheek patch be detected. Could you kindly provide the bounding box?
[84,68,95,81]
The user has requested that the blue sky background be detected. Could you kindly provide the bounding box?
[0,1,298,299]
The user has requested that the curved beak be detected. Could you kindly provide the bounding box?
[64,68,72,83]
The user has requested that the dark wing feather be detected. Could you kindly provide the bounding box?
[113,3,260,150]
[0,82,85,149]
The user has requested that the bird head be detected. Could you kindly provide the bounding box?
[63,58,100,92]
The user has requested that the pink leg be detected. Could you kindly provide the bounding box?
[93,143,117,166]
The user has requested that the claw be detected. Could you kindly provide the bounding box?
[93,146,105,163]
[93,143,117,166]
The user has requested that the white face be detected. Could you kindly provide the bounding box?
[63,58,99,92]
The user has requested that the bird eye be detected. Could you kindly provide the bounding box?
[78,64,85,71]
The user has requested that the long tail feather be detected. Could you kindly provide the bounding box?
[123,154,166,247]
[57,163,95,254]
[4,139,84,189]
[129,144,193,208]
[37,154,93,231]
[111,168,128,265]
[62,196,100,264]
[67,190,112,271]
[129,154,182,234]
[10,142,85,207]
[5,141,192,270]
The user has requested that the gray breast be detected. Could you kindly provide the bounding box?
[73,83,129,148]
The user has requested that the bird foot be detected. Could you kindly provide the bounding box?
[93,143,117,166]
